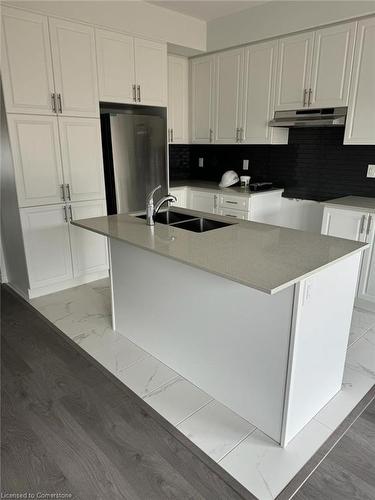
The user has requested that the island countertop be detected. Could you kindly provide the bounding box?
[72,208,368,294]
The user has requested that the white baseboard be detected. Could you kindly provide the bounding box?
[5,281,29,301]
[28,270,109,299]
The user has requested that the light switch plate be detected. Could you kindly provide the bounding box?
[243,159,249,170]
[198,158,204,168]
[367,164,375,178]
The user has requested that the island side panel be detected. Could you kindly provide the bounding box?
[281,252,362,446]
[110,238,294,443]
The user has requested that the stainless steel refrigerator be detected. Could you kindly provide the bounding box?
[100,106,167,215]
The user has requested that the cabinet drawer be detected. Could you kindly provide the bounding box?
[220,208,249,220]
[219,194,250,211]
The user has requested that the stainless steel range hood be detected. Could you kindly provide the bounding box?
[269,107,347,128]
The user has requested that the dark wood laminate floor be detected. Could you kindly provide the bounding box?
[293,398,375,500]
[1,286,254,500]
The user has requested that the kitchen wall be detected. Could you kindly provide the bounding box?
[207,1,375,52]
[169,128,375,202]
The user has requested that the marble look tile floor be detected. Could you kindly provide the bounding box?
[31,279,375,500]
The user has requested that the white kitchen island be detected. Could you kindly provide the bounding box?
[73,208,367,446]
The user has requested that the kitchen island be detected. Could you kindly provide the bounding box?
[73,208,367,446]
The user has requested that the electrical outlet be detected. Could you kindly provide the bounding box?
[243,159,249,170]
[367,164,375,178]
[198,158,204,168]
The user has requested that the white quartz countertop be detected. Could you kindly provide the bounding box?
[170,180,284,197]
[322,196,375,212]
[72,207,367,295]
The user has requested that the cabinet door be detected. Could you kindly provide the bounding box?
[189,190,217,213]
[1,7,55,115]
[169,188,187,208]
[134,38,167,106]
[357,215,375,307]
[69,200,108,277]
[168,55,189,143]
[96,28,135,104]
[49,18,99,117]
[191,56,215,144]
[242,41,278,144]
[20,205,73,289]
[58,117,105,202]
[321,207,368,242]
[7,114,64,207]
[214,48,243,144]
[310,22,356,108]
[358,214,375,308]
[275,32,314,110]
[344,17,375,145]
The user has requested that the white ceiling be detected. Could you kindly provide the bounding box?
[148,1,268,22]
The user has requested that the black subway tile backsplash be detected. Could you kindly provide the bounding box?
[169,128,375,201]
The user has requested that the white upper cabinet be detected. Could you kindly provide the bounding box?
[242,40,287,144]
[344,17,375,145]
[1,7,55,115]
[7,114,64,207]
[58,117,105,202]
[167,55,189,143]
[214,48,243,144]
[310,22,356,108]
[134,38,167,106]
[275,32,314,110]
[69,200,108,277]
[96,28,135,104]
[20,204,73,289]
[321,207,368,242]
[191,55,215,143]
[49,18,99,117]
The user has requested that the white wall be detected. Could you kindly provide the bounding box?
[4,1,207,53]
[0,85,29,296]
[207,1,375,52]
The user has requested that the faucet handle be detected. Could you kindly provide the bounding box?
[146,184,162,204]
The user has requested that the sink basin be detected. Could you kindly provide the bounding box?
[137,211,196,225]
[173,217,234,233]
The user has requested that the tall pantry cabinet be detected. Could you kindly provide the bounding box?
[1,6,108,298]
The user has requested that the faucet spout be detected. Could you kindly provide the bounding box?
[146,185,177,226]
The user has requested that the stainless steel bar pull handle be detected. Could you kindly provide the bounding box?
[366,215,373,236]
[51,92,57,113]
[209,128,213,143]
[137,85,141,102]
[65,183,71,201]
[303,89,308,107]
[308,88,312,107]
[68,205,73,222]
[171,128,173,142]
[360,215,366,234]
[63,205,68,222]
[132,84,136,102]
[57,93,62,113]
[60,183,65,201]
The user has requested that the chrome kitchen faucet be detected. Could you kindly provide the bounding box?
[146,185,177,226]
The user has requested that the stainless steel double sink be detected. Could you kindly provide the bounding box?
[137,211,235,233]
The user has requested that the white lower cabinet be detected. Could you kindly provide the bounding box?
[322,205,375,310]
[219,208,248,220]
[357,216,375,309]
[189,190,219,213]
[70,200,108,277]
[169,187,188,208]
[321,207,368,242]
[20,204,73,289]
[20,200,108,295]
